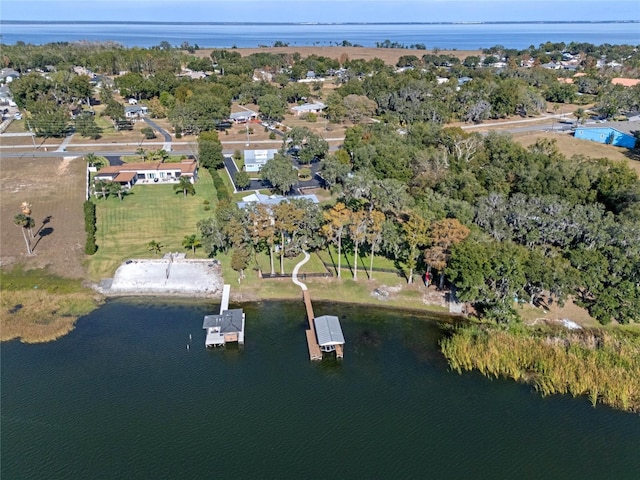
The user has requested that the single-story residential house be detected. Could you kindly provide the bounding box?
[230,110,258,124]
[291,102,326,116]
[243,149,278,172]
[0,68,20,83]
[574,122,638,149]
[236,192,319,209]
[125,105,148,118]
[93,159,198,189]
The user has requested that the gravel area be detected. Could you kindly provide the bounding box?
[99,259,223,297]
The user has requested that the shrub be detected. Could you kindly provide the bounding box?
[141,127,156,139]
[269,132,276,140]
[83,200,97,255]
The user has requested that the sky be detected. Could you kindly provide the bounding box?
[2,0,640,23]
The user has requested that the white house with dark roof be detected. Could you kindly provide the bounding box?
[230,110,258,123]
[125,105,148,118]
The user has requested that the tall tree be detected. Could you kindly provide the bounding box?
[348,210,369,281]
[231,246,251,281]
[260,154,298,195]
[366,210,386,281]
[321,202,351,278]
[198,216,226,256]
[402,213,429,284]
[13,213,35,255]
[247,203,277,275]
[272,201,304,274]
[424,218,471,289]
[198,131,224,170]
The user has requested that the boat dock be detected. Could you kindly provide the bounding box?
[203,284,245,348]
[303,290,323,361]
[303,290,344,361]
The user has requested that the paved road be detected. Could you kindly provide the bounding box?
[142,117,172,150]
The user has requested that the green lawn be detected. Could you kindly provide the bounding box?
[316,245,405,279]
[253,250,328,275]
[88,169,217,280]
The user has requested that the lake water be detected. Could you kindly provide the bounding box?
[2,299,639,479]
[1,22,639,49]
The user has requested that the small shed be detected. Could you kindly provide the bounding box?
[313,315,345,353]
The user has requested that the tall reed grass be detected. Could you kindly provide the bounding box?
[440,324,640,413]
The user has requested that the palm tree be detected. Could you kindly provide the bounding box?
[109,181,125,202]
[173,176,195,197]
[182,234,201,254]
[135,147,146,162]
[14,213,35,255]
[85,152,98,167]
[20,202,36,238]
[94,179,109,199]
[147,240,163,255]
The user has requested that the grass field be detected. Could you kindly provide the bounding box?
[513,131,640,175]
[88,169,217,280]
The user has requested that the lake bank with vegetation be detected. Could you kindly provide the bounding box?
[0,267,102,343]
[441,322,640,413]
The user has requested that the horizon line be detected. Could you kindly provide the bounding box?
[2,20,640,25]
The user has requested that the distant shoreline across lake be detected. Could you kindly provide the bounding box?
[1,21,639,49]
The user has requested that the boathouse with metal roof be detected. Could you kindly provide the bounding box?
[313,315,345,353]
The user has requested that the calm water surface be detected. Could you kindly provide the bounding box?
[2,22,639,48]
[2,299,639,479]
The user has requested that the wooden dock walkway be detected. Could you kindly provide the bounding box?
[303,290,322,361]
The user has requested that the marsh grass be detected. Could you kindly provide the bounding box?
[1,267,101,343]
[440,324,640,413]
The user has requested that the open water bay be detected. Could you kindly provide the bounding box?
[2,299,639,479]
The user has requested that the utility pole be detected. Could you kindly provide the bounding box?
[26,120,37,150]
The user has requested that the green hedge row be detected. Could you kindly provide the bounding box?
[209,168,231,202]
[84,200,97,255]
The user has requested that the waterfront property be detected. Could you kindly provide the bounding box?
[203,284,245,348]
[574,121,638,149]
[314,315,345,354]
[303,290,343,360]
[93,159,198,188]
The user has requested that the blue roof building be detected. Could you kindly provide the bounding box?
[574,122,638,149]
